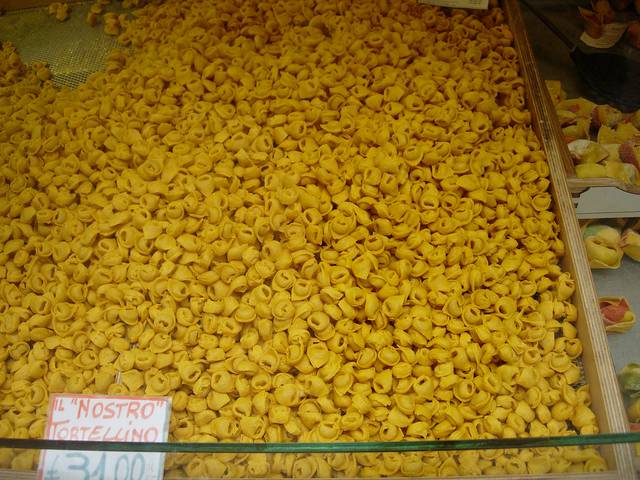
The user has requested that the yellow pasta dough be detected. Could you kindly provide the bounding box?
[0,0,607,476]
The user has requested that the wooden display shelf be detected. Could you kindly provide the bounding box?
[527,35,640,218]
[569,179,640,220]
[506,0,635,478]
[569,178,640,197]
[561,136,640,219]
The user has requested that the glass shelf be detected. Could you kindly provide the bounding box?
[0,434,638,477]
[0,433,639,452]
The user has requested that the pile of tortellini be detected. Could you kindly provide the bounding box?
[0,0,608,476]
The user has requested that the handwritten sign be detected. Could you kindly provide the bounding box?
[38,394,171,480]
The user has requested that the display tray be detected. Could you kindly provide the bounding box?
[0,0,635,478]
[518,0,640,213]
[506,0,634,476]
[567,177,640,197]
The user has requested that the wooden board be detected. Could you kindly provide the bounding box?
[570,179,640,220]
[568,177,640,196]
[564,148,640,199]
[505,0,636,478]
[574,186,640,219]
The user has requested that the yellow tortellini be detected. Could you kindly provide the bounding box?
[0,0,606,476]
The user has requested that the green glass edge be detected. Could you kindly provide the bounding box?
[1,433,640,453]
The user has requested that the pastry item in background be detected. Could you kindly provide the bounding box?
[562,118,592,141]
[597,123,640,144]
[602,143,622,161]
[620,363,640,397]
[582,223,624,268]
[556,109,578,127]
[593,0,616,23]
[580,7,605,38]
[592,104,624,128]
[616,122,640,142]
[627,20,640,48]
[569,139,638,180]
[546,79,566,105]
[625,377,640,456]
[47,2,69,21]
[548,83,640,184]
[620,141,640,170]
[600,297,636,332]
[630,423,640,456]
[554,96,594,140]
[604,160,639,183]
[556,97,598,117]
[568,139,610,163]
[575,162,608,178]
[621,228,640,260]
[629,110,640,129]
[576,163,613,179]
[629,403,640,422]
[597,125,618,144]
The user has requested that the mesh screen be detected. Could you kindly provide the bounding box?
[0,1,121,89]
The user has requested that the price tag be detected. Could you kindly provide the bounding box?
[38,394,171,480]
[417,0,489,9]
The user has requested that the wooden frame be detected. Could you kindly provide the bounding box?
[0,0,635,478]
[568,177,640,196]
[505,0,635,478]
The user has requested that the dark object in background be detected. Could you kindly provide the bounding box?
[580,6,604,38]
[612,0,632,9]
[522,0,640,112]
[593,0,616,23]
[627,20,640,47]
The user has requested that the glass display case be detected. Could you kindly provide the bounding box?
[522,0,640,218]
[0,0,639,478]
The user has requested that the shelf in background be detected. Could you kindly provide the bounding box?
[522,0,640,219]
[573,185,640,219]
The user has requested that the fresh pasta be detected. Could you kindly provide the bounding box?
[0,0,607,476]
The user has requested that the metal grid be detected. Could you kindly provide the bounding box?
[0,2,120,88]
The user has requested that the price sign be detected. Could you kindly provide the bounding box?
[38,394,171,480]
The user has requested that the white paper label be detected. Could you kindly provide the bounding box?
[417,0,489,9]
[580,22,629,49]
[38,394,171,480]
